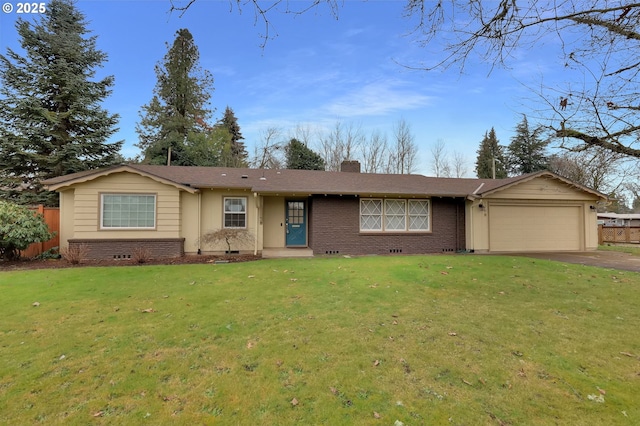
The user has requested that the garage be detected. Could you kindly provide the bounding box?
[489,204,583,252]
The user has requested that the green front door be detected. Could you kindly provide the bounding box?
[286,200,307,246]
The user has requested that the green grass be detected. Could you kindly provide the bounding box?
[1,255,639,425]
[599,244,640,256]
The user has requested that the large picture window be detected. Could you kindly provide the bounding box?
[224,197,247,228]
[360,198,430,232]
[101,194,156,229]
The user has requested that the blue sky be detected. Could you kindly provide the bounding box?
[0,0,561,176]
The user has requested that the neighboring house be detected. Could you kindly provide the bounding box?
[597,213,640,227]
[42,162,607,259]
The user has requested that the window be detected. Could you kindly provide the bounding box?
[101,194,156,229]
[408,200,430,231]
[224,197,247,228]
[385,200,406,231]
[360,199,382,231]
[360,198,430,232]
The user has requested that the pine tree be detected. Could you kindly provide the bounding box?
[507,115,549,175]
[285,138,325,170]
[218,106,248,167]
[475,128,508,179]
[136,28,214,165]
[0,0,121,206]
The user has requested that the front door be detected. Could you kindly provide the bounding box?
[286,200,307,246]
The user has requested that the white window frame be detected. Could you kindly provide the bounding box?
[384,199,407,231]
[408,200,430,231]
[360,199,383,231]
[223,197,247,229]
[359,198,430,233]
[100,193,156,230]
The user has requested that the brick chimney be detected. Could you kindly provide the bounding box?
[340,160,361,173]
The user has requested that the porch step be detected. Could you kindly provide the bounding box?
[262,248,314,258]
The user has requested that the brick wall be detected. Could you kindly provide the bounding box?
[68,238,185,260]
[309,196,465,255]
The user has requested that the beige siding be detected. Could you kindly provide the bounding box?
[199,188,258,253]
[490,177,595,201]
[59,189,75,249]
[68,173,181,239]
[180,192,200,253]
[263,196,286,248]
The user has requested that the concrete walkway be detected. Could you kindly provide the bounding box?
[262,248,314,259]
[509,250,640,272]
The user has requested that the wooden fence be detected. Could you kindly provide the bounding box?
[20,205,60,258]
[598,225,640,245]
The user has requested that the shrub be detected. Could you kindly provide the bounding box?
[35,246,60,260]
[0,201,54,260]
[132,246,152,264]
[60,244,90,265]
[200,229,253,254]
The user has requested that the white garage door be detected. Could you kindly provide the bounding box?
[489,205,582,252]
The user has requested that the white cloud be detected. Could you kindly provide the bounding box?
[321,79,434,117]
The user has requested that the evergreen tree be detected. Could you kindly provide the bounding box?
[475,128,507,179]
[0,0,121,206]
[507,115,549,175]
[218,106,248,167]
[187,127,230,167]
[285,138,325,170]
[136,28,214,165]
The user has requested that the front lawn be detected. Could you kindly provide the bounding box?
[1,255,638,425]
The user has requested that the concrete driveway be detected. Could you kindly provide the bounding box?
[508,250,640,272]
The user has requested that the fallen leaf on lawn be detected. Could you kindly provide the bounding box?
[248,275,255,278]
[440,271,449,275]
[373,359,380,366]
[290,398,299,406]
[462,379,473,386]
[93,411,104,417]
[392,320,398,325]
[620,351,636,358]
[598,387,606,395]
[290,278,298,282]
[32,302,40,307]
[374,412,381,419]
[330,387,338,395]
[246,341,255,349]
[141,308,155,313]
[587,394,605,403]
[446,266,453,269]
[448,332,457,336]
